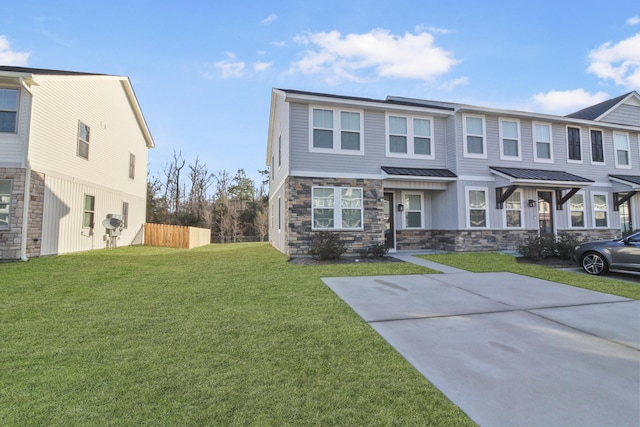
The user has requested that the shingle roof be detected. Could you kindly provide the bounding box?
[382,166,457,178]
[565,92,634,120]
[490,167,593,183]
[609,175,640,186]
[0,65,104,76]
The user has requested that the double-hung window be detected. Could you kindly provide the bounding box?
[504,191,522,228]
[592,193,608,227]
[614,132,630,168]
[0,179,11,228]
[77,121,90,159]
[590,129,604,164]
[0,88,19,133]
[569,193,585,227]
[466,187,489,228]
[499,118,521,160]
[122,201,129,229]
[312,187,363,230]
[310,107,363,154]
[567,126,582,162]
[533,122,553,162]
[83,195,95,228]
[463,115,486,158]
[403,193,423,228]
[387,115,434,158]
[129,153,136,179]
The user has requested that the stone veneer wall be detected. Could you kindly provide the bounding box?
[286,176,385,256]
[0,168,45,260]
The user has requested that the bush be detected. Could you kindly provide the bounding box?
[309,231,346,260]
[359,243,389,259]
[555,233,583,260]
[517,234,556,260]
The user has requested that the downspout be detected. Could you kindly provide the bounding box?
[20,78,34,261]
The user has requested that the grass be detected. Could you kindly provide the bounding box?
[0,243,475,426]
[417,252,640,300]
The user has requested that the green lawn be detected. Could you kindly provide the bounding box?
[0,243,475,426]
[418,252,640,300]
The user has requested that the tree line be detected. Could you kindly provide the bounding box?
[146,151,269,243]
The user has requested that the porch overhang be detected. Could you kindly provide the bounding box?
[490,166,593,210]
[609,175,640,211]
[381,166,457,190]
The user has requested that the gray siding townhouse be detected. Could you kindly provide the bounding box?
[266,89,640,256]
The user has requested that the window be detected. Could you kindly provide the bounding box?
[387,115,434,158]
[0,88,19,133]
[592,193,608,228]
[567,126,581,162]
[464,115,486,158]
[533,122,553,162]
[569,193,585,227]
[403,193,423,228]
[504,191,522,228]
[77,121,90,159]
[614,132,630,168]
[122,202,129,229]
[500,118,520,160]
[83,195,95,228]
[310,107,363,154]
[278,135,282,167]
[270,156,274,181]
[129,153,136,179]
[312,187,363,230]
[590,129,604,164]
[278,197,282,231]
[467,188,488,228]
[0,180,11,228]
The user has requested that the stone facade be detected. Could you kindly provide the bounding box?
[0,168,45,260]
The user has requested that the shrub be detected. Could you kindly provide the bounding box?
[309,231,346,260]
[517,234,556,260]
[555,233,583,260]
[359,243,389,259]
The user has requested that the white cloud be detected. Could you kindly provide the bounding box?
[214,53,245,78]
[253,61,272,72]
[532,89,609,115]
[627,16,640,25]
[290,29,460,83]
[438,77,469,90]
[415,25,452,35]
[587,33,640,90]
[262,14,277,25]
[271,41,286,48]
[0,35,30,65]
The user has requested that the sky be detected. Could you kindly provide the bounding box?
[1,0,639,187]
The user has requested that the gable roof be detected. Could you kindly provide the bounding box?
[565,91,639,121]
[609,174,640,189]
[0,65,104,76]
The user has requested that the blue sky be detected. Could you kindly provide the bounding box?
[1,0,639,186]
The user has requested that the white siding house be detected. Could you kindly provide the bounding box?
[0,66,154,260]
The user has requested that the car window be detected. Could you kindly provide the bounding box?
[626,234,640,243]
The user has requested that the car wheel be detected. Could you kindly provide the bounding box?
[581,252,609,275]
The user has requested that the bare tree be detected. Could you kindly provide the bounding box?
[186,157,213,225]
[163,150,186,224]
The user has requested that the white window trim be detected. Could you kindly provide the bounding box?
[533,121,554,163]
[503,190,523,229]
[83,194,95,229]
[499,117,522,161]
[0,179,12,229]
[311,186,364,231]
[566,125,583,164]
[385,113,435,160]
[0,86,20,134]
[589,128,605,165]
[278,196,282,232]
[465,186,490,229]
[613,131,631,169]
[567,191,586,229]
[401,191,424,229]
[308,105,364,156]
[591,192,609,228]
[463,114,487,159]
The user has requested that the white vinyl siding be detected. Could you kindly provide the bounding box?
[569,193,585,228]
[533,122,553,163]
[504,191,522,228]
[0,179,11,228]
[614,132,630,168]
[312,187,363,230]
[403,192,423,229]
[386,114,434,159]
[592,193,608,228]
[0,88,19,133]
[499,118,521,160]
[466,187,489,228]
[463,114,486,158]
[309,106,363,155]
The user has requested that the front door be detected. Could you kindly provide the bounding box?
[384,193,395,251]
[619,199,632,235]
[538,191,554,236]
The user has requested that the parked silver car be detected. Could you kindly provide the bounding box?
[573,231,640,275]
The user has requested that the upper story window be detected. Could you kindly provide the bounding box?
[533,122,553,163]
[77,121,90,159]
[129,153,136,179]
[567,126,582,162]
[0,179,11,229]
[590,129,604,164]
[463,114,486,158]
[386,115,434,159]
[614,132,630,168]
[0,88,19,133]
[499,118,521,160]
[312,186,363,230]
[309,107,363,155]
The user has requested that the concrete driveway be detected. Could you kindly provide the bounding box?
[323,270,640,427]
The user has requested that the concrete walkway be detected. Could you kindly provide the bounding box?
[322,253,640,427]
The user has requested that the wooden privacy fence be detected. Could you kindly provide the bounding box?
[144,223,211,249]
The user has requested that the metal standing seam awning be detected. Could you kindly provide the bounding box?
[381,167,457,190]
[609,175,640,211]
[489,166,594,210]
